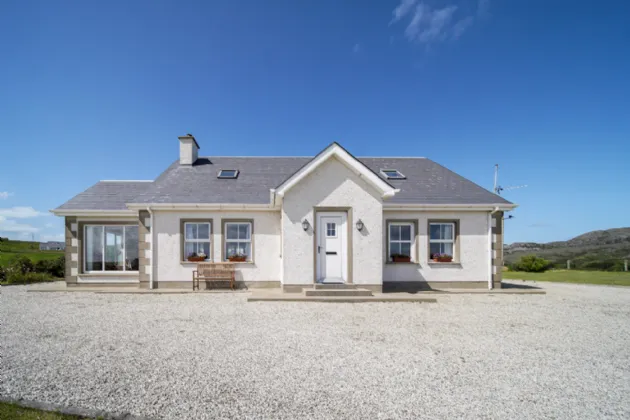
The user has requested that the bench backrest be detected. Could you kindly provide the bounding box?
[197,262,234,278]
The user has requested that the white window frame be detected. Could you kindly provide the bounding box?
[429,222,456,259]
[83,224,139,273]
[184,222,212,261]
[388,222,415,262]
[225,222,252,261]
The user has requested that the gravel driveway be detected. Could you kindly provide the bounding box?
[1,282,629,419]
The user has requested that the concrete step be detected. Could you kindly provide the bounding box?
[314,283,358,290]
[304,288,373,297]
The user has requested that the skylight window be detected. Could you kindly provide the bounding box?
[218,169,239,179]
[380,169,406,180]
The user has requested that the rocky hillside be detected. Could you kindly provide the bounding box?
[505,228,630,269]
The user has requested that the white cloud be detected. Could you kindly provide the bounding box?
[0,216,39,234]
[0,207,48,218]
[390,0,417,24]
[0,192,12,200]
[353,43,361,53]
[391,0,488,45]
[452,16,474,39]
[41,233,65,242]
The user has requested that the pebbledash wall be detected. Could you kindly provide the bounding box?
[281,157,384,291]
[382,211,492,288]
[153,210,281,288]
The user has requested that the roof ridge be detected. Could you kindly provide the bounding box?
[198,156,312,158]
[99,180,153,183]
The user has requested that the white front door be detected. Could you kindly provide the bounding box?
[316,212,347,283]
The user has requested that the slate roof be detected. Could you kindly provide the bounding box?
[54,156,511,211]
[55,181,153,211]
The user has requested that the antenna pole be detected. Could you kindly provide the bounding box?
[494,164,499,194]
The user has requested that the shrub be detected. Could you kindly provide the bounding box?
[48,255,65,278]
[8,255,34,275]
[510,255,552,273]
[4,271,51,285]
[34,259,52,273]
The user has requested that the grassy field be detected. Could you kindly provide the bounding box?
[0,402,89,419]
[0,239,63,265]
[504,270,630,286]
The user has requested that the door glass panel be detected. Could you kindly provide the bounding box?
[104,226,124,271]
[125,226,139,271]
[85,226,103,271]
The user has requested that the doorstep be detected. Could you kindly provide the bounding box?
[247,290,438,303]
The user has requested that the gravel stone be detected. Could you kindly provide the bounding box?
[1,281,629,419]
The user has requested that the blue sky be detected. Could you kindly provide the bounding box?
[1,0,628,244]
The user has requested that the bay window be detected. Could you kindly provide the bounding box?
[84,225,138,272]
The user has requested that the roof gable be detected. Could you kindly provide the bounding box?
[273,143,399,199]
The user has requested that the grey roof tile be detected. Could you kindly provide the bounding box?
[55,181,153,211]
[55,156,511,211]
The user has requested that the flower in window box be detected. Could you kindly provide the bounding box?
[391,253,411,263]
[227,252,247,262]
[431,253,453,262]
[187,252,206,262]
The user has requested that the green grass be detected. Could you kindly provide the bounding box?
[503,270,630,286]
[0,239,63,266]
[0,251,63,265]
[0,401,90,419]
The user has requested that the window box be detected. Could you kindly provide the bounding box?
[391,254,412,263]
[431,254,453,263]
[227,255,247,262]
[187,255,206,262]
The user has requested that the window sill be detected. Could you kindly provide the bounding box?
[80,272,139,277]
[180,261,255,265]
[428,262,462,267]
[385,261,420,266]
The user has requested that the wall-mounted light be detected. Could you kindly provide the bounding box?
[356,219,364,232]
[302,219,310,231]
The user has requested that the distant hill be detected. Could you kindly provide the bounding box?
[505,228,630,270]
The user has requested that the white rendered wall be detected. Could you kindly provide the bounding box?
[281,156,383,286]
[154,210,281,282]
[383,211,490,282]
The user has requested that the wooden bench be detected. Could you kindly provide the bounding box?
[192,262,235,291]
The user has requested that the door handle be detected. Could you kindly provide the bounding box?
[318,246,321,253]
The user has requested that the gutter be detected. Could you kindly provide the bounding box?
[488,207,500,290]
[147,207,155,289]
